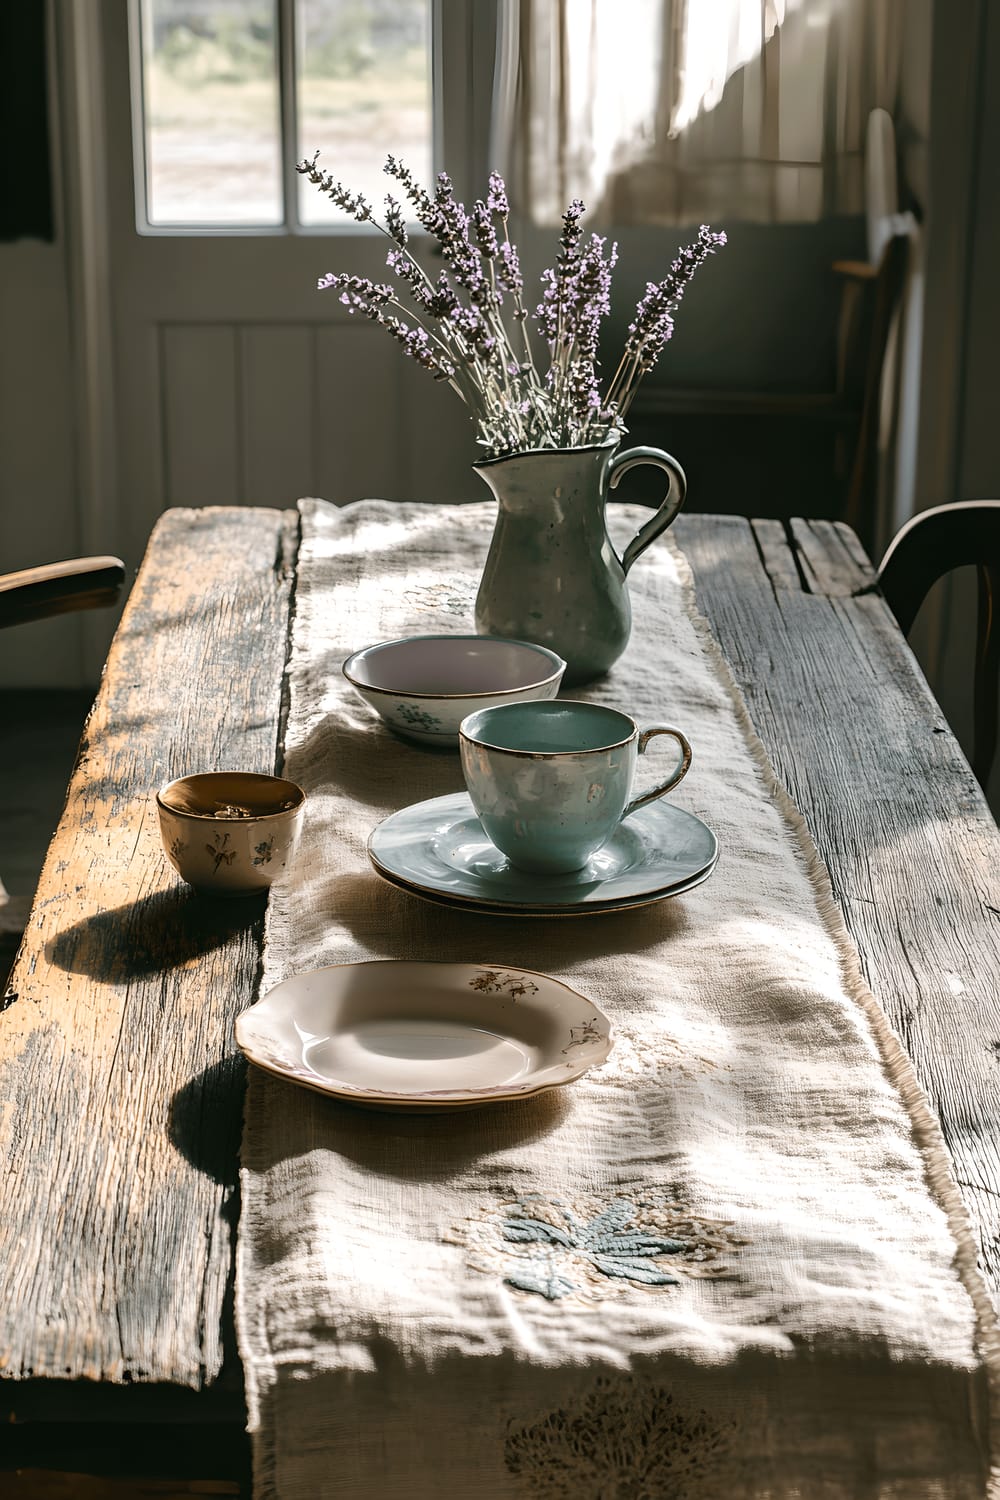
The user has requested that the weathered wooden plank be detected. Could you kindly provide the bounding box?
[830,517,884,577]
[789,515,880,596]
[0,506,297,1391]
[675,512,1000,1301]
[750,518,803,594]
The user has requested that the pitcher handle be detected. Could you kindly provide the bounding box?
[608,446,688,575]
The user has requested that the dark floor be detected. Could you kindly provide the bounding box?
[1,688,95,983]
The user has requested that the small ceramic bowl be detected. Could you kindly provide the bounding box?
[156,771,306,897]
[342,634,566,746]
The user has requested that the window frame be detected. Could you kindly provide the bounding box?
[126,0,498,238]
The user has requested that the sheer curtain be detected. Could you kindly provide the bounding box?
[496,0,904,226]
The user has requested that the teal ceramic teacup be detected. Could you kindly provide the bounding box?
[459,700,692,874]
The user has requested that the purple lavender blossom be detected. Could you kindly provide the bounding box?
[625,226,727,360]
[556,200,586,278]
[496,241,523,299]
[534,200,587,342]
[384,248,435,313]
[533,228,618,428]
[384,195,408,247]
[535,268,560,344]
[383,316,456,381]
[487,171,509,217]
[318,272,393,311]
[426,173,485,302]
[471,200,499,260]
[573,235,618,362]
[425,271,461,320]
[450,305,495,359]
[383,155,436,226]
[296,153,372,222]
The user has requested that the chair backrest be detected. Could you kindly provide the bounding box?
[0,554,127,961]
[0,556,126,630]
[878,500,1000,789]
[838,108,920,554]
[866,107,901,267]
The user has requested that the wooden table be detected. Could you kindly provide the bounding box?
[2,505,998,1495]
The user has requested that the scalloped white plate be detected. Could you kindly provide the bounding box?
[235,960,612,1111]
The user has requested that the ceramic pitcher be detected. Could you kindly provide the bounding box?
[472,435,687,685]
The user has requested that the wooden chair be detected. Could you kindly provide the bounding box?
[830,221,913,548]
[627,111,917,554]
[1,555,127,961]
[878,501,1000,789]
[0,555,126,629]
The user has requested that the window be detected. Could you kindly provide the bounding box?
[132,0,434,230]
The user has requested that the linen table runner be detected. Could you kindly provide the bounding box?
[237,497,997,1498]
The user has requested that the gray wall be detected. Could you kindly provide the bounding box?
[0,241,84,687]
[899,0,932,210]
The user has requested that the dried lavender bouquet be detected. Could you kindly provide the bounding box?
[298,154,725,459]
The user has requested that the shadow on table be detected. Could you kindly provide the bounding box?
[44,884,266,980]
[238,1060,574,1182]
[170,1055,249,1187]
[168,1034,571,1188]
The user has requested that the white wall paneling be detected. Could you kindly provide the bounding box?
[240,325,315,507]
[314,323,405,507]
[162,326,241,509]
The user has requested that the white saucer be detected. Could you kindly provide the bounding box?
[235,960,612,1110]
[367,792,718,916]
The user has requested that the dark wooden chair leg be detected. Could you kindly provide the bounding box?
[973,562,999,788]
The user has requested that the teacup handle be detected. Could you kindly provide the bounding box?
[609,446,688,575]
[622,725,693,821]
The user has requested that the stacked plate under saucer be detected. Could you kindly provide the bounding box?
[367,792,718,917]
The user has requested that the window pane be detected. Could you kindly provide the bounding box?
[139,0,282,225]
[296,0,433,228]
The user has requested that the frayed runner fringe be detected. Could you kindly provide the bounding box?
[668,530,1000,1497]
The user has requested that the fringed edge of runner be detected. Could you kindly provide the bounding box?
[232,503,307,1500]
[668,531,1000,1497]
[235,1075,280,1500]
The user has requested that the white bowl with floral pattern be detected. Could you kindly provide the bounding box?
[342,634,565,746]
[156,771,306,897]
